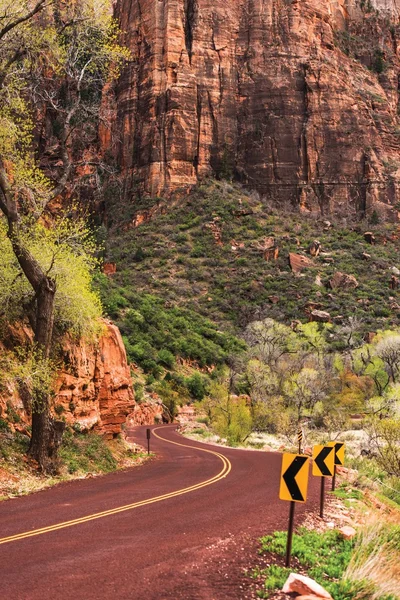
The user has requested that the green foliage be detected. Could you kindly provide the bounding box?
[59,430,117,474]
[186,373,209,400]
[256,528,388,600]
[0,217,103,340]
[94,278,244,370]
[104,180,400,352]
[0,418,10,432]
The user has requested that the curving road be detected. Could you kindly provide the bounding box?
[0,426,321,599]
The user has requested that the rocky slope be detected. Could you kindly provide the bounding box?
[102,0,400,216]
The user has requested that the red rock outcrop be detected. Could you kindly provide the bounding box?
[0,320,145,440]
[55,320,135,439]
[102,0,400,216]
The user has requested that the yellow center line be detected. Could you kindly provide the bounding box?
[0,426,232,546]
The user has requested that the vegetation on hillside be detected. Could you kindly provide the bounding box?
[98,179,400,505]
[103,180,400,338]
[254,521,400,599]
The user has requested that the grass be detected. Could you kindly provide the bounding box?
[255,526,400,600]
[59,430,118,474]
[345,521,400,600]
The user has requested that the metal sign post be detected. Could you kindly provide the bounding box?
[146,428,151,455]
[279,453,310,567]
[312,445,335,519]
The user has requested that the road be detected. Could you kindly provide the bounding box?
[0,425,321,599]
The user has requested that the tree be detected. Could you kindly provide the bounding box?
[283,367,326,423]
[0,1,127,471]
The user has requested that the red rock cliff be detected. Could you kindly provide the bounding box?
[0,321,140,440]
[103,0,400,216]
[56,320,135,439]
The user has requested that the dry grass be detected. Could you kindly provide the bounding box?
[345,517,400,599]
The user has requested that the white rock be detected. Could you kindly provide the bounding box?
[339,525,357,540]
[282,573,332,598]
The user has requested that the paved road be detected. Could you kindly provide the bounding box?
[0,426,321,599]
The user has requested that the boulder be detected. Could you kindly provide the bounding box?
[282,573,332,599]
[264,247,279,261]
[330,271,359,290]
[308,240,321,257]
[289,253,313,273]
[103,262,117,275]
[310,310,331,323]
[338,526,357,540]
[315,274,323,287]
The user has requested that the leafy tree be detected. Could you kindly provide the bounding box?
[283,367,326,422]
[0,1,127,471]
[369,418,400,477]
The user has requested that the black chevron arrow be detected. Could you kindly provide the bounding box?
[334,443,344,465]
[315,446,334,476]
[283,456,308,502]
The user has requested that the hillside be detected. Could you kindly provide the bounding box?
[99,179,400,368]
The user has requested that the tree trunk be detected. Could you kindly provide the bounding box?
[27,277,65,472]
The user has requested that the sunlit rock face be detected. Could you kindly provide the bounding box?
[104,0,400,217]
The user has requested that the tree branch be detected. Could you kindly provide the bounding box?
[0,0,49,41]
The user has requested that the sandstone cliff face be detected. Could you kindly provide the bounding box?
[0,320,160,440]
[104,0,400,216]
[56,320,135,439]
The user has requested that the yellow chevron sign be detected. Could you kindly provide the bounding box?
[312,445,335,477]
[333,442,345,466]
[279,453,310,503]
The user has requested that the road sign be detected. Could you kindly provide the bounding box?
[279,453,309,503]
[312,445,335,477]
[333,442,345,466]
[297,428,303,453]
[329,441,345,491]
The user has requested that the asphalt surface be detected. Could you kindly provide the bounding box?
[0,425,321,599]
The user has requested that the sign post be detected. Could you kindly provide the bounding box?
[297,427,303,454]
[331,442,345,491]
[279,453,310,567]
[146,428,151,455]
[312,445,335,518]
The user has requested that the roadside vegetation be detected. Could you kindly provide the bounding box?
[254,522,400,599]
[0,427,148,501]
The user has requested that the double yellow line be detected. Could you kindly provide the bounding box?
[0,426,232,546]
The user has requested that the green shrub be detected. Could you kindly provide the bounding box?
[59,431,117,474]
[186,373,209,400]
[157,349,175,369]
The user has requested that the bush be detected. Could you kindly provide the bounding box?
[59,431,117,474]
[186,373,209,400]
[157,349,175,369]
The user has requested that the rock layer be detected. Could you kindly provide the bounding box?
[105,0,400,216]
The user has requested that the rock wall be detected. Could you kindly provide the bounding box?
[0,320,162,440]
[56,319,135,439]
[104,0,400,216]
